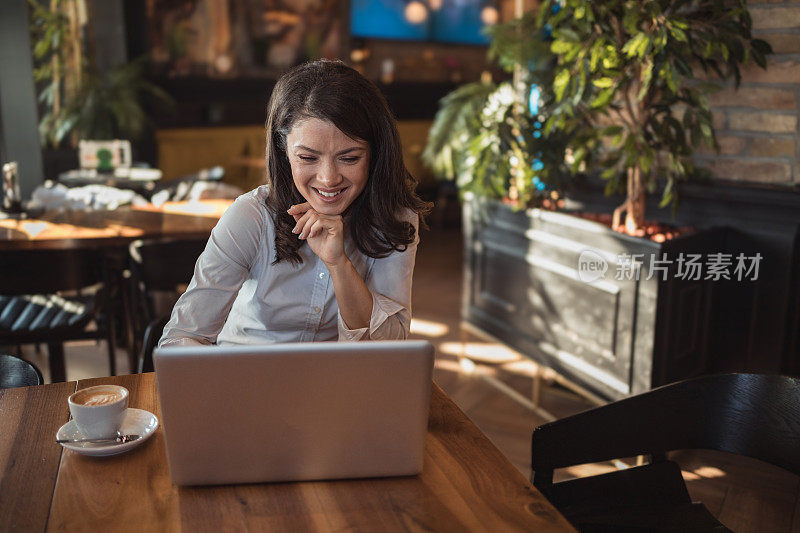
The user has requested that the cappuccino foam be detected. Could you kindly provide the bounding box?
[72,389,123,406]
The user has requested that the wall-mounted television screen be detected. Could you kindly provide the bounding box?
[350,0,491,45]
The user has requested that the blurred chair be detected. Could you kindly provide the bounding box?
[531,373,800,532]
[0,354,43,388]
[128,238,206,356]
[138,316,168,374]
[0,248,117,382]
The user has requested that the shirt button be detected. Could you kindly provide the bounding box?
[313,306,321,313]
[318,272,326,279]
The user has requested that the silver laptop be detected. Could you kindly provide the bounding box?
[154,340,434,486]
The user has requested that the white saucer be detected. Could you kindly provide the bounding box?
[57,408,159,457]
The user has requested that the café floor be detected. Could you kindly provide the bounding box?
[17,220,799,532]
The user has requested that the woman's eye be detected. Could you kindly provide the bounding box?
[298,155,317,162]
[340,157,360,164]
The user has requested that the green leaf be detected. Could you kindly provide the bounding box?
[751,38,773,56]
[670,27,687,43]
[589,40,603,72]
[54,115,77,144]
[659,179,674,208]
[752,49,766,69]
[551,40,576,54]
[637,61,654,100]
[623,8,640,35]
[600,125,624,136]
[592,77,614,88]
[720,43,729,62]
[591,87,616,108]
[671,18,689,31]
[660,63,678,94]
[33,39,50,59]
[601,166,618,180]
[639,152,653,174]
[622,33,645,58]
[554,69,570,102]
[553,28,580,42]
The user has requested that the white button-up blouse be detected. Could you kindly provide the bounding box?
[159,186,419,347]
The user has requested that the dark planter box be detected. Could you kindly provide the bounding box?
[462,194,726,401]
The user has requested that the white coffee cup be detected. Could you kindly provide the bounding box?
[68,385,129,439]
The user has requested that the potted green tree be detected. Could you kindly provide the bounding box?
[541,0,771,234]
[426,1,771,400]
[28,0,173,177]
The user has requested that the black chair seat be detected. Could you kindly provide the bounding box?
[0,294,93,335]
[0,354,43,388]
[552,461,728,531]
[568,502,727,532]
[1,248,118,382]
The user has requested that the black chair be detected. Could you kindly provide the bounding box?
[0,248,118,382]
[0,354,43,388]
[128,237,206,356]
[531,373,800,532]
[139,315,168,373]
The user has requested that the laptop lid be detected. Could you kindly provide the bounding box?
[154,340,434,486]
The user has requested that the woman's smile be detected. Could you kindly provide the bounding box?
[313,187,347,201]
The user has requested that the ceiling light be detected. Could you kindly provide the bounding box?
[405,1,428,24]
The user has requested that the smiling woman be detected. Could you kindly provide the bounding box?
[159,60,431,347]
[286,119,370,216]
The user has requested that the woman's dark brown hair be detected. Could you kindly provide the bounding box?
[264,59,431,264]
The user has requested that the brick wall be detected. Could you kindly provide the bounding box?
[694,1,800,188]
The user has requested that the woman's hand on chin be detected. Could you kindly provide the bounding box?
[288,202,347,267]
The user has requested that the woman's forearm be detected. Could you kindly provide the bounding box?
[327,258,373,330]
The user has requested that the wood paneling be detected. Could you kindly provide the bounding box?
[156,126,266,192]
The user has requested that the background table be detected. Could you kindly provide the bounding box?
[0,200,231,251]
[0,374,574,531]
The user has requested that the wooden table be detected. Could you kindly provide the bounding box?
[0,200,231,251]
[0,374,574,531]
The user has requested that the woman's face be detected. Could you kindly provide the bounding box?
[286,118,370,216]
